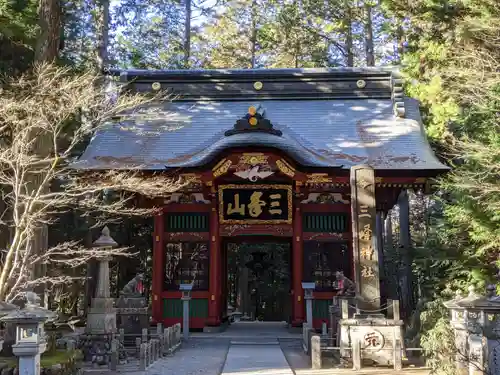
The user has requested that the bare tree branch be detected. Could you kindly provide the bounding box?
[0,64,184,301]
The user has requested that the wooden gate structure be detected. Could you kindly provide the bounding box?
[74,68,449,330]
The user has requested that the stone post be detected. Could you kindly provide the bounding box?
[311,335,322,370]
[135,337,141,357]
[142,327,148,343]
[118,328,125,346]
[180,284,193,340]
[110,338,118,370]
[0,293,57,375]
[164,327,170,353]
[352,339,362,370]
[139,343,146,370]
[302,282,315,328]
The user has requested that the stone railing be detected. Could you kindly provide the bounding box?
[137,323,181,371]
[302,323,315,355]
[99,323,182,371]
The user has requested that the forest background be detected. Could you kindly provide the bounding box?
[1,0,500,372]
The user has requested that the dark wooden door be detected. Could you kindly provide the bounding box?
[224,238,291,322]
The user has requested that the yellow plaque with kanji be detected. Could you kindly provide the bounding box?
[218,184,292,224]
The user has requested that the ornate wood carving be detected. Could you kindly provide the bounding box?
[233,152,274,182]
[306,173,333,184]
[276,159,296,178]
[179,173,203,186]
[238,153,269,165]
[165,232,209,241]
[219,224,293,237]
[300,192,349,204]
[302,232,348,241]
[164,192,211,204]
[350,165,380,310]
[212,158,232,178]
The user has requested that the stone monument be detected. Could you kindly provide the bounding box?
[116,273,148,345]
[81,227,118,366]
[0,292,57,375]
[333,166,404,370]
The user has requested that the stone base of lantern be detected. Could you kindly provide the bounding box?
[80,333,113,365]
[85,298,117,335]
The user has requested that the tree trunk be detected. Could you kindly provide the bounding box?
[250,0,257,68]
[95,0,110,71]
[364,3,375,66]
[32,0,61,306]
[84,0,110,310]
[184,0,192,68]
[345,0,354,67]
[396,24,405,63]
[35,0,61,63]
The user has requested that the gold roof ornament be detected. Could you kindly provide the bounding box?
[253,81,263,90]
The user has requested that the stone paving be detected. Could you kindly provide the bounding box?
[116,338,230,375]
[114,322,306,375]
[221,344,293,375]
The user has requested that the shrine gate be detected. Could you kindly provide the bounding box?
[75,68,448,330]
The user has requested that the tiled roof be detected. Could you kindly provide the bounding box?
[73,96,448,171]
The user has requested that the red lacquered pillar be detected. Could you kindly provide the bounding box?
[207,205,221,326]
[292,205,304,326]
[152,211,164,323]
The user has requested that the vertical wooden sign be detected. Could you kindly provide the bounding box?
[350,165,380,311]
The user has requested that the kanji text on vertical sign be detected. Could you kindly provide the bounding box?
[350,165,380,310]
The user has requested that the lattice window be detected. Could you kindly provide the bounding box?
[303,213,348,233]
[164,242,209,291]
[303,241,351,291]
[165,213,209,232]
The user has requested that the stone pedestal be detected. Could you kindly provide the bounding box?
[339,299,403,370]
[116,297,148,345]
[86,297,117,335]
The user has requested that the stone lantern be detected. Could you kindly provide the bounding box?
[0,300,19,353]
[86,226,118,335]
[444,285,500,375]
[0,292,56,375]
[83,227,118,366]
[302,282,315,328]
[179,284,193,340]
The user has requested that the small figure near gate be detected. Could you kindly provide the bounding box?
[120,273,145,297]
[335,271,355,297]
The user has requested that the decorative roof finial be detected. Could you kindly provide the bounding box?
[225,105,282,137]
